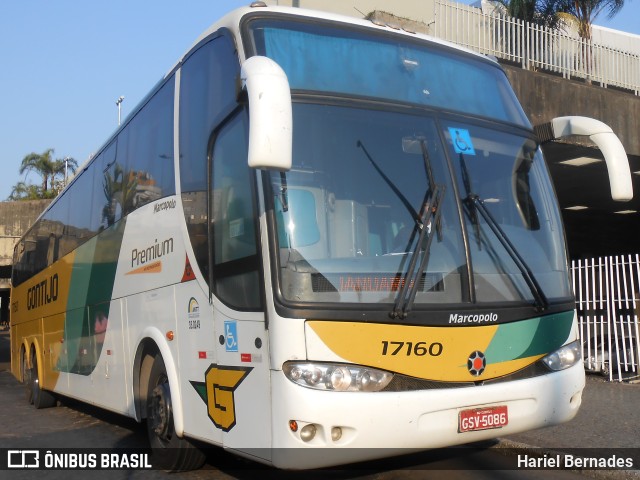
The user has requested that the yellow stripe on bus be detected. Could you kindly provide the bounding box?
[307,320,541,382]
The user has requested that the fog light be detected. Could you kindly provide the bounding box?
[331,426,342,442]
[300,424,317,442]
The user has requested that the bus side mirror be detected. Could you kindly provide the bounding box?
[241,56,292,171]
[535,116,633,202]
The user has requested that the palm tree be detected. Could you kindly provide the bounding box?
[500,0,564,28]
[17,149,78,198]
[8,181,41,200]
[101,163,138,227]
[19,148,56,195]
[559,0,625,40]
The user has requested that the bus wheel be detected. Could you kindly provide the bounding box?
[146,355,205,471]
[30,353,56,409]
[23,350,33,404]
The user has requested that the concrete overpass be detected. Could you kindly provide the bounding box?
[0,200,51,325]
[503,65,640,258]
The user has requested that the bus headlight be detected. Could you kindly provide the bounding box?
[283,362,393,392]
[541,340,581,371]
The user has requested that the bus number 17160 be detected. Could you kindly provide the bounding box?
[381,341,443,357]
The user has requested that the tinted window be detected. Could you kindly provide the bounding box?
[124,77,176,212]
[108,77,176,219]
[91,142,117,232]
[179,34,240,279]
[11,77,177,287]
[248,19,530,127]
[179,35,239,193]
[66,164,94,250]
[42,193,69,264]
[211,114,261,310]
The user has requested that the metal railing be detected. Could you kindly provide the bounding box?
[434,0,640,95]
[572,255,640,381]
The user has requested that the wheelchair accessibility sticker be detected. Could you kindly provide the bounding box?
[448,127,476,155]
[224,320,238,352]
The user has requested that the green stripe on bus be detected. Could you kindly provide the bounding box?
[59,221,126,375]
[484,310,574,363]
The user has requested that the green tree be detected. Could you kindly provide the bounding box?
[559,0,625,39]
[101,163,138,227]
[12,148,79,200]
[500,0,564,28]
[8,181,41,200]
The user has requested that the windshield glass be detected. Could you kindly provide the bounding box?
[442,121,571,304]
[247,18,530,127]
[269,103,572,308]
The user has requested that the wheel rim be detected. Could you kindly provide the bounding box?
[149,379,173,443]
[23,352,33,404]
[31,357,40,403]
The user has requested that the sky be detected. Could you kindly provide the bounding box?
[0,0,249,200]
[1,0,639,201]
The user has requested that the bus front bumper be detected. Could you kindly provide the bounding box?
[268,362,585,469]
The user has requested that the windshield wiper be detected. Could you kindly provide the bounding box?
[391,139,445,319]
[277,171,289,212]
[356,138,445,318]
[459,152,481,248]
[391,184,445,319]
[357,141,423,229]
[457,152,548,312]
[466,194,549,313]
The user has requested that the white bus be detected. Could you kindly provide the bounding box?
[10,2,633,470]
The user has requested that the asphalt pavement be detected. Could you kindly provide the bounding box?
[503,373,640,450]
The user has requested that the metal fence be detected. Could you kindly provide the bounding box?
[434,0,640,95]
[572,255,640,381]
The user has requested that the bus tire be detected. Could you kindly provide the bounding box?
[23,349,34,405]
[146,354,205,472]
[30,352,56,409]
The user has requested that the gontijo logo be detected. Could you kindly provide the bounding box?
[190,364,253,432]
[27,274,59,310]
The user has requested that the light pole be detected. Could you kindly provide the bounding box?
[116,96,125,126]
[63,156,70,186]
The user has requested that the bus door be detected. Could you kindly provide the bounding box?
[208,112,272,457]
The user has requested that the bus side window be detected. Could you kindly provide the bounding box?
[210,113,262,310]
[179,34,240,281]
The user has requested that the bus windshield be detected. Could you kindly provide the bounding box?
[268,103,572,308]
[246,18,530,127]
[247,18,571,311]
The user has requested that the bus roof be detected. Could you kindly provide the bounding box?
[181,3,496,72]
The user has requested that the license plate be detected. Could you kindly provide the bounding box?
[458,405,508,433]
